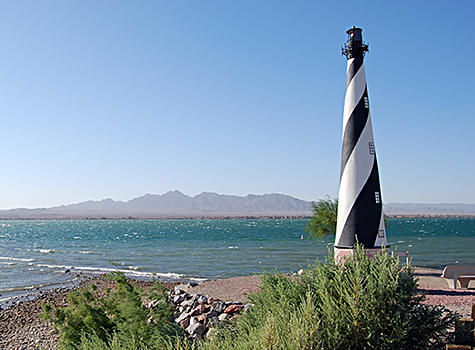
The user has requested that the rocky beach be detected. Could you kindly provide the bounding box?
[0,267,474,350]
[0,275,177,350]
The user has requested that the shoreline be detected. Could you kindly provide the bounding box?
[0,276,81,308]
[0,214,475,220]
[0,272,204,311]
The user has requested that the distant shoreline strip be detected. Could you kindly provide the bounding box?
[0,214,475,220]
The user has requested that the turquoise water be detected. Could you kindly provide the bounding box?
[0,218,474,299]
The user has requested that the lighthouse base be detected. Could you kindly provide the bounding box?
[334,247,388,264]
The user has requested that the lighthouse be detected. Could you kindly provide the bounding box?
[334,27,388,260]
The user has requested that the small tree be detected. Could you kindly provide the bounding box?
[305,197,338,238]
[41,273,181,350]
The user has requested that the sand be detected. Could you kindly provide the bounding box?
[184,267,475,317]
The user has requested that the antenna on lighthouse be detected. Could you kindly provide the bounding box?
[334,27,388,261]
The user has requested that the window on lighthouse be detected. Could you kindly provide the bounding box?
[364,97,369,108]
[369,142,375,155]
[375,192,381,204]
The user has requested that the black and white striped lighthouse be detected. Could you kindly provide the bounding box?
[334,27,388,259]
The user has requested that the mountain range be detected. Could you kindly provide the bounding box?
[0,191,474,219]
[0,191,311,219]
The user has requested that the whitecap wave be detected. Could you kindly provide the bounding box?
[228,246,239,249]
[0,256,35,262]
[30,262,206,281]
[32,249,56,254]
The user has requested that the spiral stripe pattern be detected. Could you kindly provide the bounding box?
[335,56,387,249]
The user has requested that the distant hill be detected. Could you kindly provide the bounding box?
[0,191,312,219]
[0,192,473,219]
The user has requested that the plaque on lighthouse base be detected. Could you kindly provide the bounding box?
[334,246,388,264]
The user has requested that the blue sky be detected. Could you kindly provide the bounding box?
[0,1,473,208]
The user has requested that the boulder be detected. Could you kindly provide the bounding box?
[175,312,190,324]
[224,304,242,314]
[189,316,199,326]
[197,295,208,304]
[186,322,206,336]
[181,299,194,308]
[190,304,206,316]
[172,292,250,337]
[205,310,219,320]
[179,317,190,328]
[197,314,207,323]
[218,313,228,321]
[173,295,185,304]
[212,301,226,313]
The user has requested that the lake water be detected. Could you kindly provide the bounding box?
[0,218,474,301]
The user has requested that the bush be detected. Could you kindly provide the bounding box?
[43,249,456,350]
[75,331,197,350]
[305,197,338,238]
[203,246,456,350]
[41,273,183,350]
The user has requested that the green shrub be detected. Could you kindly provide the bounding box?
[203,246,456,350]
[74,330,197,350]
[305,197,338,238]
[41,273,182,350]
[43,249,456,350]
